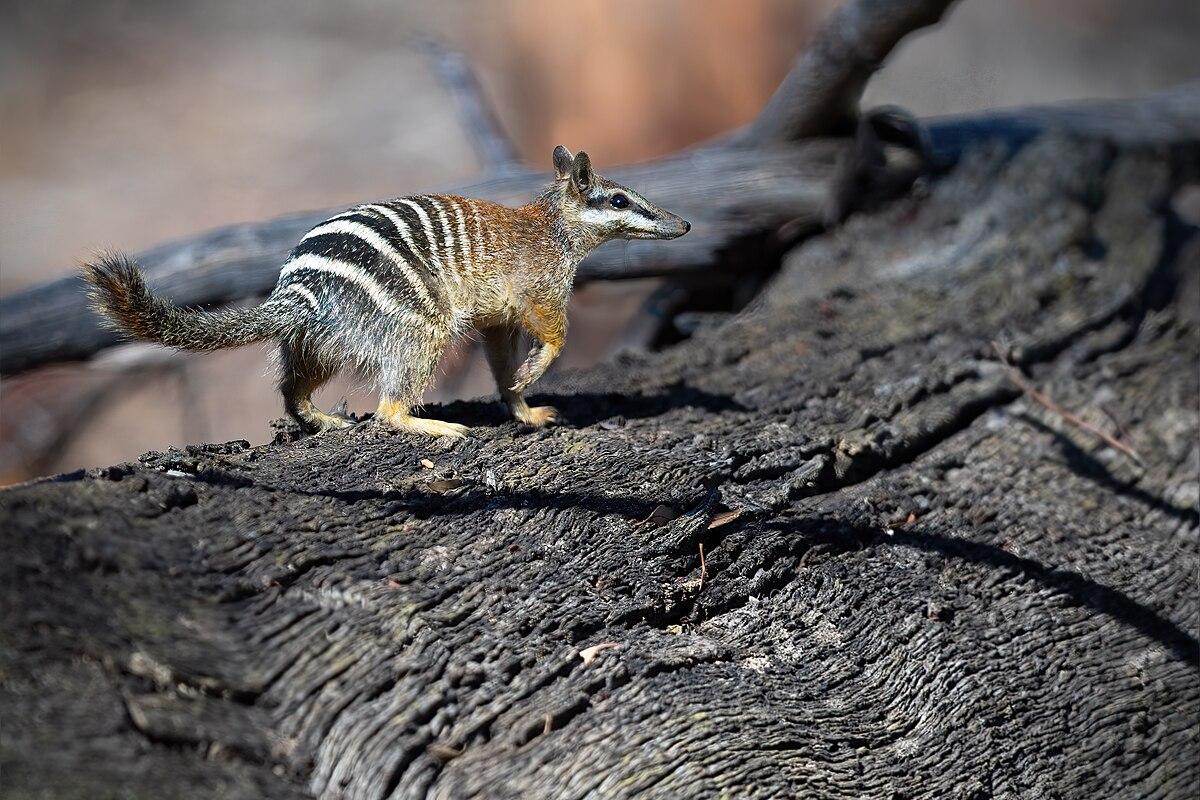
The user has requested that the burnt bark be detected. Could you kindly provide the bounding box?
[3,135,1197,799]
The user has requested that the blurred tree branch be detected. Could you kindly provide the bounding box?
[420,38,527,175]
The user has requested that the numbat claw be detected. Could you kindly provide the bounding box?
[517,405,560,428]
[328,398,355,421]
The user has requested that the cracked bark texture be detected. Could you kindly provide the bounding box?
[2,136,1198,800]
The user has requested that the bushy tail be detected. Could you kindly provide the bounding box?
[83,254,288,351]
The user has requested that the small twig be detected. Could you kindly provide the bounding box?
[993,343,1142,465]
[579,642,622,667]
[698,543,708,591]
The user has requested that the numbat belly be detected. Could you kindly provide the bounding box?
[84,146,690,438]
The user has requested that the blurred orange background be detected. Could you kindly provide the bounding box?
[1,0,1197,482]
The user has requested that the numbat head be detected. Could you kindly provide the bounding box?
[547,145,690,248]
[83,145,690,439]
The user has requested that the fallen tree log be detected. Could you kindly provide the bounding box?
[3,134,1197,798]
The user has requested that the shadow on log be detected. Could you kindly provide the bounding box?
[2,134,1198,798]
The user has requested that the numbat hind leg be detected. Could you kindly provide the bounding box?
[373,326,467,438]
[376,397,468,438]
[279,346,355,434]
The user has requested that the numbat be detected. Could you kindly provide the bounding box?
[84,146,690,438]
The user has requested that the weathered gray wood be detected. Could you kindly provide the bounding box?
[3,135,1197,799]
[923,81,1200,164]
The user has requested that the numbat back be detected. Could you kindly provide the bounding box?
[84,146,690,438]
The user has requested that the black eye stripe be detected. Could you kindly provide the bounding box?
[581,189,657,220]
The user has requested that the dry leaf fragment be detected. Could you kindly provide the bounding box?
[707,509,743,529]
[427,743,464,762]
[579,642,622,666]
[420,458,435,469]
[641,505,678,527]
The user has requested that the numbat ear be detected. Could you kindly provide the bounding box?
[571,151,593,193]
[552,145,574,180]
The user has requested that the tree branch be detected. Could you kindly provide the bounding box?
[738,0,959,145]
[419,38,526,174]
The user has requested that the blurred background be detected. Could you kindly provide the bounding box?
[1,0,1197,483]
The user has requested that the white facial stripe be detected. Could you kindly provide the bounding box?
[578,208,619,226]
[628,214,660,231]
[302,218,438,314]
[281,253,404,315]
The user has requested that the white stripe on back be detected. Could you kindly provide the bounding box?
[422,197,463,287]
[301,218,437,314]
[281,253,407,316]
[469,203,486,270]
[448,199,473,268]
[362,204,430,270]
[278,282,319,310]
[395,199,446,274]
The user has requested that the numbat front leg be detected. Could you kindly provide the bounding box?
[511,303,565,395]
[483,326,560,427]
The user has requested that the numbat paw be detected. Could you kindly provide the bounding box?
[307,411,357,433]
[517,405,560,428]
[384,415,469,439]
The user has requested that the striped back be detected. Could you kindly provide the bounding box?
[274,195,496,325]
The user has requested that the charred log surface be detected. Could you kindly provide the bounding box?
[3,137,1198,799]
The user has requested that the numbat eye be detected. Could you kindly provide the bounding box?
[610,194,629,209]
